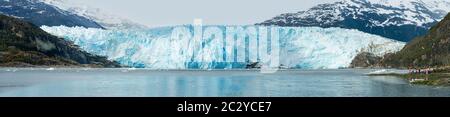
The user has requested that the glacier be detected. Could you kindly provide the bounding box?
[41,25,405,69]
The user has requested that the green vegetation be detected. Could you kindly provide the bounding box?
[380,13,450,68]
[401,73,449,86]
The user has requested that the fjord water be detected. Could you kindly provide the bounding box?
[0,68,449,97]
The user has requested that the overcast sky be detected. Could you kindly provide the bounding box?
[73,0,339,27]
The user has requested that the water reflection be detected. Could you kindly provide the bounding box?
[0,69,449,97]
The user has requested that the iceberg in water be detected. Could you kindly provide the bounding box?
[41,25,405,69]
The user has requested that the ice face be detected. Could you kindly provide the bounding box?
[41,25,405,69]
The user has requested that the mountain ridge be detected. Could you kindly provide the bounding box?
[0,0,104,28]
[39,0,148,29]
[257,0,450,42]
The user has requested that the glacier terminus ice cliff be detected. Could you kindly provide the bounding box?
[41,25,406,69]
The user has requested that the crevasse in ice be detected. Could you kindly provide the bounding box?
[41,25,405,69]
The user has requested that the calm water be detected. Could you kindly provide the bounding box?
[0,68,449,97]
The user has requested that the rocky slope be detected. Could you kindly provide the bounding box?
[379,13,450,68]
[350,52,382,68]
[0,14,120,67]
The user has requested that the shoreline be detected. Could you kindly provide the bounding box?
[367,69,450,86]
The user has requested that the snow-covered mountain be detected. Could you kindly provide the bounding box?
[258,0,450,42]
[41,25,405,69]
[39,0,148,29]
[0,0,103,28]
